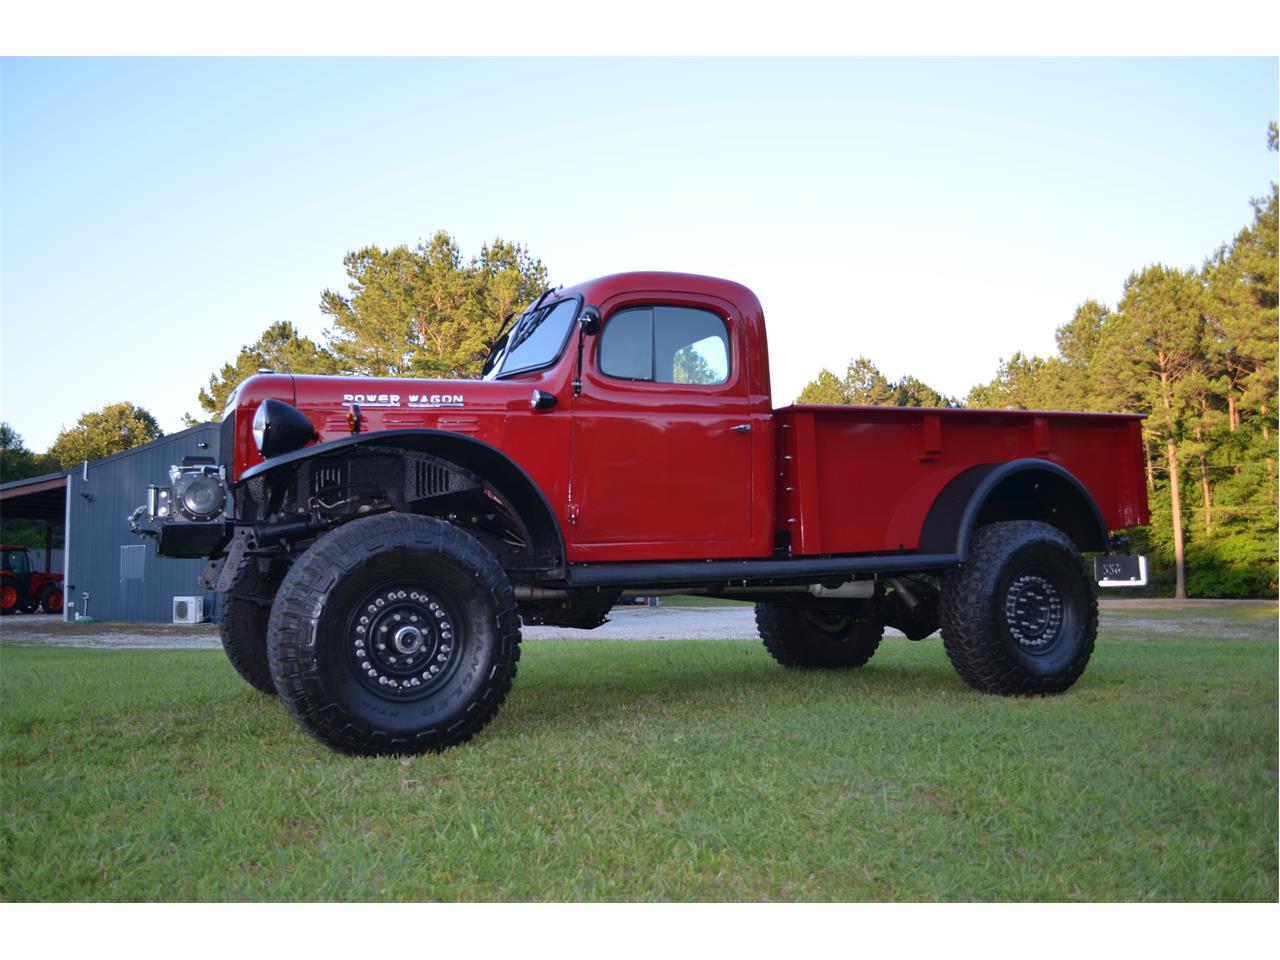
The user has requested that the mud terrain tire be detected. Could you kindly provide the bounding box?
[940,520,1097,695]
[755,602,884,669]
[218,560,278,694]
[267,513,521,756]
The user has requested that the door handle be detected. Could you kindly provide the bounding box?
[730,423,752,433]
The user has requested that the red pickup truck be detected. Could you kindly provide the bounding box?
[134,272,1149,756]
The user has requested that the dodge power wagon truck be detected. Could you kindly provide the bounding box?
[133,272,1150,756]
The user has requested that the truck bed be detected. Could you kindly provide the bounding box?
[774,405,1148,556]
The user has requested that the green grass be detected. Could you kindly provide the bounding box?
[646,594,751,607]
[2,607,1276,901]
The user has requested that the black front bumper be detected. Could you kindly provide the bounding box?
[157,521,232,559]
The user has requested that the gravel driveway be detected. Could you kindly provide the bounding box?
[0,606,767,649]
[2,599,1270,650]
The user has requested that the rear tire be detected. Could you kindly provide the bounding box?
[939,520,1097,695]
[217,560,278,694]
[755,602,883,669]
[39,586,63,615]
[0,575,19,616]
[267,513,521,756]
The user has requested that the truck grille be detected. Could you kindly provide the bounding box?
[311,464,345,494]
[413,460,453,499]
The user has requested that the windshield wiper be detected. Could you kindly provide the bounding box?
[485,287,557,378]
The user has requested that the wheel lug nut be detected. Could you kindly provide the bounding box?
[377,643,386,651]
[393,614,401,622]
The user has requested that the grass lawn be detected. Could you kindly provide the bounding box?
[653,594,751,607]
[1,605,1275,901]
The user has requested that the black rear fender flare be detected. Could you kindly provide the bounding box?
[918,458,1109,560]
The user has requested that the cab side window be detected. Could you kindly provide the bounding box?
[599,306,730,385]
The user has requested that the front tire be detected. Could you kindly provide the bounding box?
[755,602,884,669]
[267,513,521,756]
[217,560,278,694]
[939,520,1097,695]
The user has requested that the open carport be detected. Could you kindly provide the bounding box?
[0,470,67,577]
[0,424,221,623]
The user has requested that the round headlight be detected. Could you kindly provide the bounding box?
[252,399,317,458]
[252,404,267,452]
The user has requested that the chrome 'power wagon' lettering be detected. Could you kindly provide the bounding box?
[340,393,464,408]
[342,393,399,407]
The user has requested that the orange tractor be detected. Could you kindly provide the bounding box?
[0,545,63,615]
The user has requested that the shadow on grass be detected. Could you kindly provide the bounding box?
[502,641,966,738]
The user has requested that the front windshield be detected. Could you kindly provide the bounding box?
[486,297,579,378]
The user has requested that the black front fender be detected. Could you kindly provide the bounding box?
[238,429,566,576]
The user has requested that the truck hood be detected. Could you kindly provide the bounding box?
[226,373,525,480]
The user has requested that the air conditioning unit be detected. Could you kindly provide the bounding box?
[173,596,204,624]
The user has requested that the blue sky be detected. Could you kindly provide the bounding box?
[1,57,1276,450]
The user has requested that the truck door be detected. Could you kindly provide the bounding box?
[569,301,755,559]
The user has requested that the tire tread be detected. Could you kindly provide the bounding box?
[939,520,1097,695]
[267,513,521,755]
[755,602,883,669]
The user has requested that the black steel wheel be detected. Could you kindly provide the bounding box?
[755,602,884,669]
[939,520,1097,695]
[217,559,279,694]
[267,513,521,756]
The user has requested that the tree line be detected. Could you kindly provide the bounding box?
[798,124,1278,598]
[3,129,1274,595]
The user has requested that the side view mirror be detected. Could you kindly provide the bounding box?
[572,306,602,397]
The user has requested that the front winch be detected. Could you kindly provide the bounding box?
[129,458,231,557]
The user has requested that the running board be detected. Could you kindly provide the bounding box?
[565,553,962,590]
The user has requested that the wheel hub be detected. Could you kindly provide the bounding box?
[1004,573,1064,650]
[392,625,425,655]
[348,585,458,699]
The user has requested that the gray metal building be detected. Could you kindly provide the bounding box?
[0,423,222,623]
